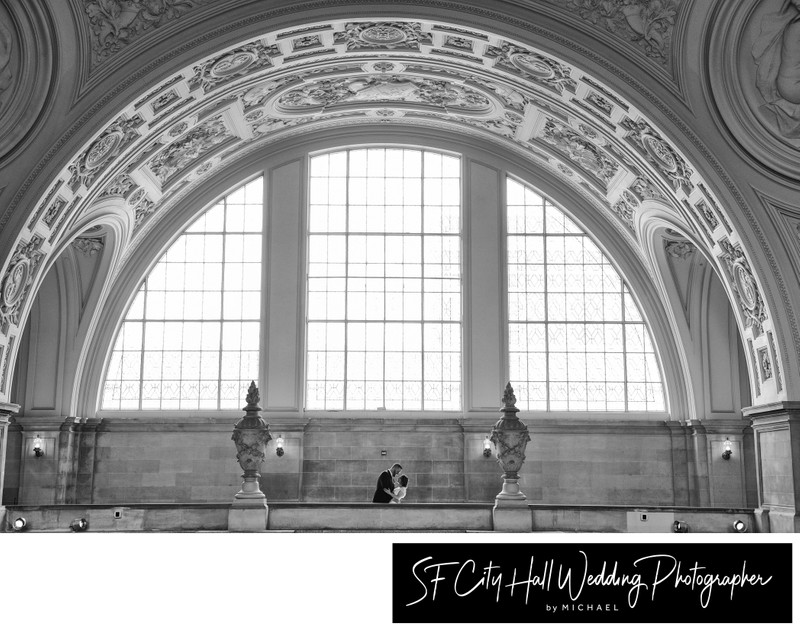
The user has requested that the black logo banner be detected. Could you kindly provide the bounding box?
[393,543,791,624]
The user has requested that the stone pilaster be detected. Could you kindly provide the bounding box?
[0,402,21,528]
[743,402,800,533]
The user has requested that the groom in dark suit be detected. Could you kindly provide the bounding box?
[372,463,402,503]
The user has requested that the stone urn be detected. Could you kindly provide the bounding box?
[231,381,272,502]
[490,382,531,502]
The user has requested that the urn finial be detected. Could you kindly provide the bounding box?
[245,380,260,409]
[502,382,517,409]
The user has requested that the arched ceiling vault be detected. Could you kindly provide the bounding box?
[0,1,792,408]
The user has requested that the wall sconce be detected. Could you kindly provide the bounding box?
[33,434,44,457]
[672,520,688,533]
[12,517,27,532]
[733,520,747,533]
[482,436,492,458]
[70,518,88,532]
[722,437,733,460]
[276,435,284,458]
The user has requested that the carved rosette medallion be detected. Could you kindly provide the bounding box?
[189,41,279,93]
[490,383,531,499]
[0,235,45,334]
[69,115,144,189]
[720,239,767,337]
[487,42,577,94]
[334,22,432,51]
[621,118,693,193]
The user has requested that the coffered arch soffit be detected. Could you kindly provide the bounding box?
[0,10,791,405]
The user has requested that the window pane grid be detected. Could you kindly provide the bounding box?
[307,149,461,411]
[102,178,263,410]
[507,178,664,412]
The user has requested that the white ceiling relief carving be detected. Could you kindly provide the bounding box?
[0,11,791,404]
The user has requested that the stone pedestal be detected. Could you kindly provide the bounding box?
[743,401,800,533]
[493,504,532,532]
[228,503,269,532]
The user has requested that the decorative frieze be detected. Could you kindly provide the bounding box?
[539,118,620,184]
[42,197,68,228]
[0,336,14,394]
[486,41,577,95]
[757,347,772,381]
[99,173,136,199]
[556,0,681,68]
[333,22,432,51]
[629,176,667,202]
[621,117,693,193]
[83,0,210,64]
[188,41,279,94]
[444,36,474,52]
[612,198,636,231]
[0,236,45,334]
[275,74,493,116]
[664,239,695,259]
[151,89,180,114]
[293,35,322,51]
[68,115,144,190]
[147,115,232,185]
[719,239,767,337]
[72,237,105,256]
[585,91,614,117]
[0,15,13,109]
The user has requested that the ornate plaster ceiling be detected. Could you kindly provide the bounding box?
[0,7,790,407]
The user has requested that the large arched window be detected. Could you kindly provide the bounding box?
[98,149,666,415]
[102,178,263,410]
[305,148,461,411]
[506,177,664,411]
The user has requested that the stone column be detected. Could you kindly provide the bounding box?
[743,401,800,533]
[490,383,531,532]
[684,419,711,507]
[229,381,272,532]
[0,402,21,528]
